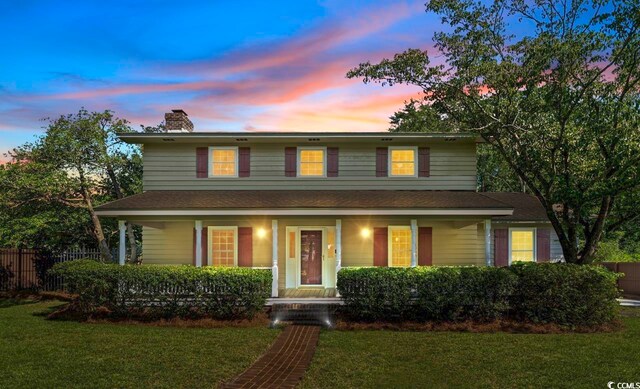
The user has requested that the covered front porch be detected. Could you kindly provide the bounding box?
[95,190,515,300]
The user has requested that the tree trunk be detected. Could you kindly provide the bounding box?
[126,223,138,264]
[85,193,112,263]
[78,169,112,263]
[104,159,138,264]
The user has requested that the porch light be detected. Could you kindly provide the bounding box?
[361,228,371,238]
[257,228,267,238]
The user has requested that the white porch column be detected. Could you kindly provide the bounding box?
[484,219,492,266]
[195,220,203,267]
[118,220,126,265]
[410,219,418,267]
[271,219,279,297]
[335,219,342,297]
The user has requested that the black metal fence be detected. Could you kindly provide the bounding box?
[0,248,105,291]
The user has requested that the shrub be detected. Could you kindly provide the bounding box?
[49,260,271,320]
[337,264,620,327]
[414,266,517,322]
[338,266,516,322]
[509,262,620,327]
[337,267,417,321]
[0,264,15,291]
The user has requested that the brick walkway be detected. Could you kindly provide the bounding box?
[221,325,320,389]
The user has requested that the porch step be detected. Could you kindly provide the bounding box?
[270,303,340,328]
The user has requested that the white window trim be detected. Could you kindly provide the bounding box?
[297,147,327,178]
[208,146,239,178]
[388,225,412,267]
[508,227,537,265]
[388,146,418,177]
[207,226,238,267]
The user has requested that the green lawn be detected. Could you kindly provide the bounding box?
[302,311,640,389]
[3,300,640,389]
[0,300,279,388]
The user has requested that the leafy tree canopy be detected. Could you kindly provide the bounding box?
[349,0,640,263]
[0,109,143,259]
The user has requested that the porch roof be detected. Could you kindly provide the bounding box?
[483,192,549,222]
[95,190,514,216]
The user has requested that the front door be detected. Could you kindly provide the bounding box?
[300,230,322,285]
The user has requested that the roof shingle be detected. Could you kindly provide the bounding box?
[95,190,512,211]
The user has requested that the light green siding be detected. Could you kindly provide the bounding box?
[137,216,488,285]
[142,142,477,191]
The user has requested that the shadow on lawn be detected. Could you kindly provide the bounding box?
[0,298,40,309]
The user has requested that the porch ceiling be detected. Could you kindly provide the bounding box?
[95,190,514,216]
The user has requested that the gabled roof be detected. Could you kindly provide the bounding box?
[95,190,513,216]
[483,192,549,222]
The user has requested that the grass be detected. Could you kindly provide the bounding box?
[302,308,640,389]
[0,300,279,388]
[3,299,640,388]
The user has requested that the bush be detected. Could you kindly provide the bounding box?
[338,266,516,322]
[509,262,620,327]
[337,267,417,321]
[0,264,15,291]
[337,263,620,327]
[50,260,271,320]
[414,266,517,322]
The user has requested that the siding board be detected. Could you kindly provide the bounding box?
[142,143,477,191]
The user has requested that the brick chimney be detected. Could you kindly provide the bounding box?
[165,109,194,132]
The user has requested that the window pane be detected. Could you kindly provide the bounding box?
[511,230,534,262]
[390,228,411,267]
[211,149,237,176]
[299,149,324,176]
[211,229,235,267]
[390,149,415,176]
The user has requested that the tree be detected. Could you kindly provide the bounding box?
[1,109,142,262]
[390,100,525,192]
[348,0,640,264]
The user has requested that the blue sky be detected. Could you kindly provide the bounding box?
[0,0,440,161]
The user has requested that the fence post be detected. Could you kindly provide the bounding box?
[17,248,23,289]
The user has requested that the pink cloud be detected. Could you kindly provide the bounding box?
[0,1,430,146]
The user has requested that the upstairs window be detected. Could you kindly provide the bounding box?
[209,147,238,177]
[298,148,325,177]
[510,228,535,262]
[389,147,417,176]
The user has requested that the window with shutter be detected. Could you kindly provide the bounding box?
[209,147,238,177]
[510,228,535,262]
[388,226,412,267]
[208,226,238,267]
[298,148,326,177]
[389,147,417,177]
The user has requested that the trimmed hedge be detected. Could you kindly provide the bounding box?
[509,262,620,327]
[49,260,271,319]
[337,263,620,327]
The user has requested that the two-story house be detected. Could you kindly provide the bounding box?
[96,109,562,298]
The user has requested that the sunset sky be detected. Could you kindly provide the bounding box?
[0,0,437,161]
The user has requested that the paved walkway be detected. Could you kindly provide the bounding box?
[221,325,320,389]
